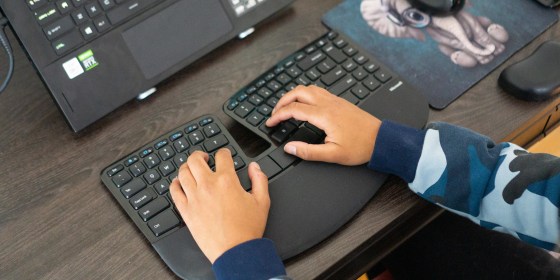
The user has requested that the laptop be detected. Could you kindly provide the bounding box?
[0,0,294,132]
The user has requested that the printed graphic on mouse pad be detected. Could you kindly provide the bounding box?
[323,0,558,109]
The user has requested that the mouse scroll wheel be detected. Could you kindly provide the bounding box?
[402,8,431,28]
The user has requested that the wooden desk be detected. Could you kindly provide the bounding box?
[0,1,558,279]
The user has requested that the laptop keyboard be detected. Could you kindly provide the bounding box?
[28,0,164,56]
[101,31,400,243]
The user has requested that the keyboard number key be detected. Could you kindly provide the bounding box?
[203,135,229,152]
[144,154,161,169]
[203,124,221,138]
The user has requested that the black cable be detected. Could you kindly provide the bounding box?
[0,17,13,94]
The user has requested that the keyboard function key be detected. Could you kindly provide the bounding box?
[27,0,48,10]
[124,156,139,167]
[107,164,124,177]
[139,147,153,158]
[199,117,214,126]
[154,140,168,150]
[169,132,183,142]
[184,124,199,134]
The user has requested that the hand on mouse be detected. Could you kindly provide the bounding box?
[169,149,270,264]
[266,85,382,166]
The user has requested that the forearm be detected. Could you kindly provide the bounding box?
[369,121,560,250]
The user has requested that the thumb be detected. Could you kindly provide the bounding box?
[284,141,340,163]
[248,162,270,208]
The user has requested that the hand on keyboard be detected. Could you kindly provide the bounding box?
[266,85,382,166]
[169,149,270,263]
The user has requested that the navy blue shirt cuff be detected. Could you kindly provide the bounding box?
[367,120,426,183]
[212,238,286,280]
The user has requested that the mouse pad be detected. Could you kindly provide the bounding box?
[323,0,558,109]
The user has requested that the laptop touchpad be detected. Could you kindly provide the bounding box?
[122,0,233,79]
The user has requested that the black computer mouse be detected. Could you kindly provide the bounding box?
[407,0,465,16]
[499,41,560,102]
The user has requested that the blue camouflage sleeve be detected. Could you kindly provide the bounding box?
[368,121,560,251]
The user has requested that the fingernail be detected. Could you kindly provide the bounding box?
[252,162,261,170]
[284,144,296,155]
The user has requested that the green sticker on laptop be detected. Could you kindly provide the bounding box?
[78,49,98,71]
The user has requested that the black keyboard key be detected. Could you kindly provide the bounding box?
[169,132,183,142]
[199,117,214,126]
[259,123,274,135]
[257,105,272,116]
[35,4,61,26]
[247,112,264,126]
[317,58,336,74]
[227,100,239,110]
[233,156,246,171]
[329,76,357,96]
[351,84,370,99]
[249,95,264,106]
[139,147,153,158]
[112,170,132,187]
[154,140,168,150]
[258,87,273,99]
[234,102,254,118]
[154,180,171,195]
[270,122,297,143]
[173,153,187,167]
[144,154,160,169]
[327,31,338,40]
[256,156,282,178]
[107,164,124,177]
[343,46,358,57]
[297,51,326,71]
[120,178,146,199]
[364,62,379,73]
[52,30,82,55]
[267,81,282,92]
[124,156,139,167]
[43,16,74,40]
[28,0,48,10]
[334,38,348,48]
[188,145,203,155]
[79,23,97,40]
[148,209,180,236]
[139,197,169,222]
[287,66,302,78]
[129,162,147,177]
[203,124,221,138]
[276,73,292,85]
[352,68,368,81]
[321,66,346,86]
[94,15,111,32]
[354,54,369,65]
[188,131,204,145]
[130,188,157,210]
[159,161,176,177]
[159,147,175,161]
[144,169,161,185]
[323,44,347,64]
[295,76,311,86]
[85,3,102,18]
[226,146,238,156]
[99,0,116,10]
[342,60,358,72]
[173,139,189,153]
[266,97,279,108]
[374,69,392,83]
[269,147,297,169]
[236,168,251,191]
[255,79,266,88]
[185,124,198,134]
[203,135,229,152]
[56,0,73,14]
[363,76,381,91]
[72,0,87,6]
[305,69,321,81]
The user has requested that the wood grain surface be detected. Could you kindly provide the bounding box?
[0,1,559,279]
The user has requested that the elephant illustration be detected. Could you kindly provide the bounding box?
[360,0,509,67]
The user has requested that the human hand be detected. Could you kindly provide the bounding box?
[266,85,382,166]
[169,149,270,264]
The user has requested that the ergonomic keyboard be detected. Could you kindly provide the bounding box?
[29,0,164,56]
[101,31,429,279]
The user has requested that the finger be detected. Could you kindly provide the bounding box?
[186,151,212,180]
[214,148,234,174]
[248,162,270,209]
[266,102,324,128]
[169,178,188,214]
[283,141,341,163]
[178,161,197,196]
[272,85,319,114]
